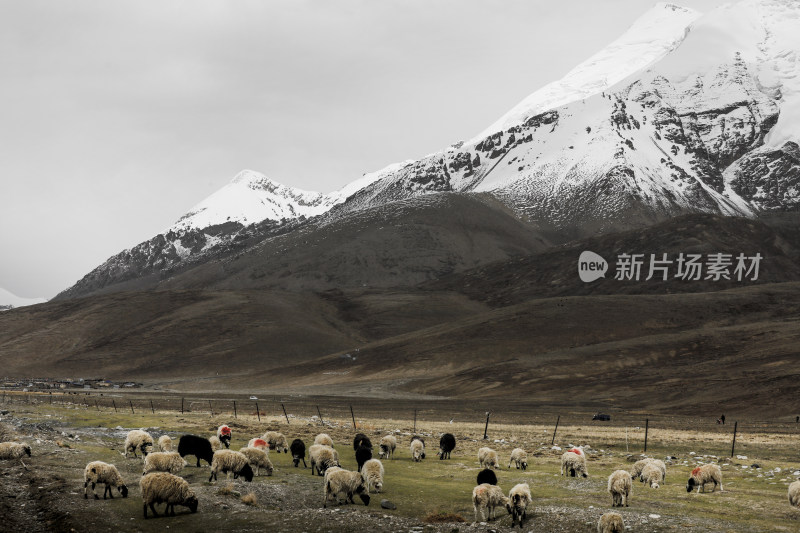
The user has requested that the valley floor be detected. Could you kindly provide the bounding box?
[1,395,799,532]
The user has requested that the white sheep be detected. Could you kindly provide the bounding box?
[561,451,588,478]
[379,435,397,459]
[216,425,232,448]
[508,483,532,528]
[247,437,269,450]
[143,452,186,475]
[608,470,632,507]
[209,449,254,482]
[262,431,289,453]
[239,446,273,476]
[209,435,222,452]
[478,447,499,469]
[508,448,528,470]
[789,480,800,509]
[140,472,198,518]
[83,461,129,500]
[361,458,384,493]
[314,433,334,448]
[640,462,662,489]
[686,464,722,493]
[309,444,340,476]
[323,468,371,507]
[472,483,510,523]
[597,511,624,533]
[123,429,154,459]
[0,442,31,460]
[157,435,173,452]
[631,458,666,482]
[410,439,425,462]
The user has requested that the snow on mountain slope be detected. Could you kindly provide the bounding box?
[471,2,702,142]
[0,287,46,310]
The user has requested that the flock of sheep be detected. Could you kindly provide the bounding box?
[2,424,800,529]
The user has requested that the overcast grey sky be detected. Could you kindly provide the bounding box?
[1,0,727,299]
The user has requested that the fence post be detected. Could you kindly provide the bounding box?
[129,400,135,414]
[181,397,184,415]
[644,419,649,452]
[281,403,290,424]
[350,405,357,430]
[112,399,117,413]
[551,415,560,445]
[233,401,237,419]
[316,405,324,425]
[413,409,417,433]
[731,421,738,457]
[483,411,491,440]
[150,400,155,414]
[255,402,261,422]
[95,399,99,411]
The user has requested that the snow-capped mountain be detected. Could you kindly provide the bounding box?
[0,287,46,310]
[59,0,800,299]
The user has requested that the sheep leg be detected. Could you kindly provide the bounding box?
[169,503,176,516]
[104,485,111,499]
[474,504,484,523]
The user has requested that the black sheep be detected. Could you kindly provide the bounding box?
[353,433,372,450]
[355,445,372,471]
[290,438,306,468]
[177,434,214,467]
[438,433,456,460]
[477,468,498,486]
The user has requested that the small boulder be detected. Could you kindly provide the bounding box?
[380,499,396,510]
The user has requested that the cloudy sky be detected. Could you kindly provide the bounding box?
[1,0,727,299]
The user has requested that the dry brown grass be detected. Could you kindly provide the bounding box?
[422,511,466,523]
[241,492,258,506]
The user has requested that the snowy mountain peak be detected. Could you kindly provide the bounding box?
[471,2,701,142]
[0,287,46,310]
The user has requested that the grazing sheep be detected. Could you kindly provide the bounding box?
[608,470,632,507]
[355,445,372,471]
[361,458,384,493]
[353,433,372,450]
[0,442,31,460]
[472,483,510,523]
[508,448,528,470]
[561,451,588,478]
[123,430,154,459]
[508,483,531,528]
[314,433,334,448]
[177,434,214,467]
[262,431,289,453]
[247,438,268,450]
[438,433,456,460]
[309,444,340,476]
[209,435,223,452]
[478,447,499,470]
[686,464,723,493]
[789,480,800,509]
[323,468,371,507]
[142,452,186,475]
[477,468,498,486]
[290,438,306,468]
[239,446,273,476]
[410,439,425,462]
[140,472,198,519]
[631,458,666,482]
[83,461,128,500]
[157,435,173,452]
[597,511,625,533]
[216,425,232,448]
[379,435,397,459]
[641,463,662,489]
[209,449,254,482]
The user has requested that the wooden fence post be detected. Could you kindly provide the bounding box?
[255,402,261,422]
[350,405,357,430]
[551,415,560,445]
[112,399,117,413]
[281,403,290,424]
[731,421,738,457]
[150,400,155,414]
[644,419,649,452]
[483,411,491,440]
[316,405,324,425]
[233,401,237,419]
[129,400,135,414]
